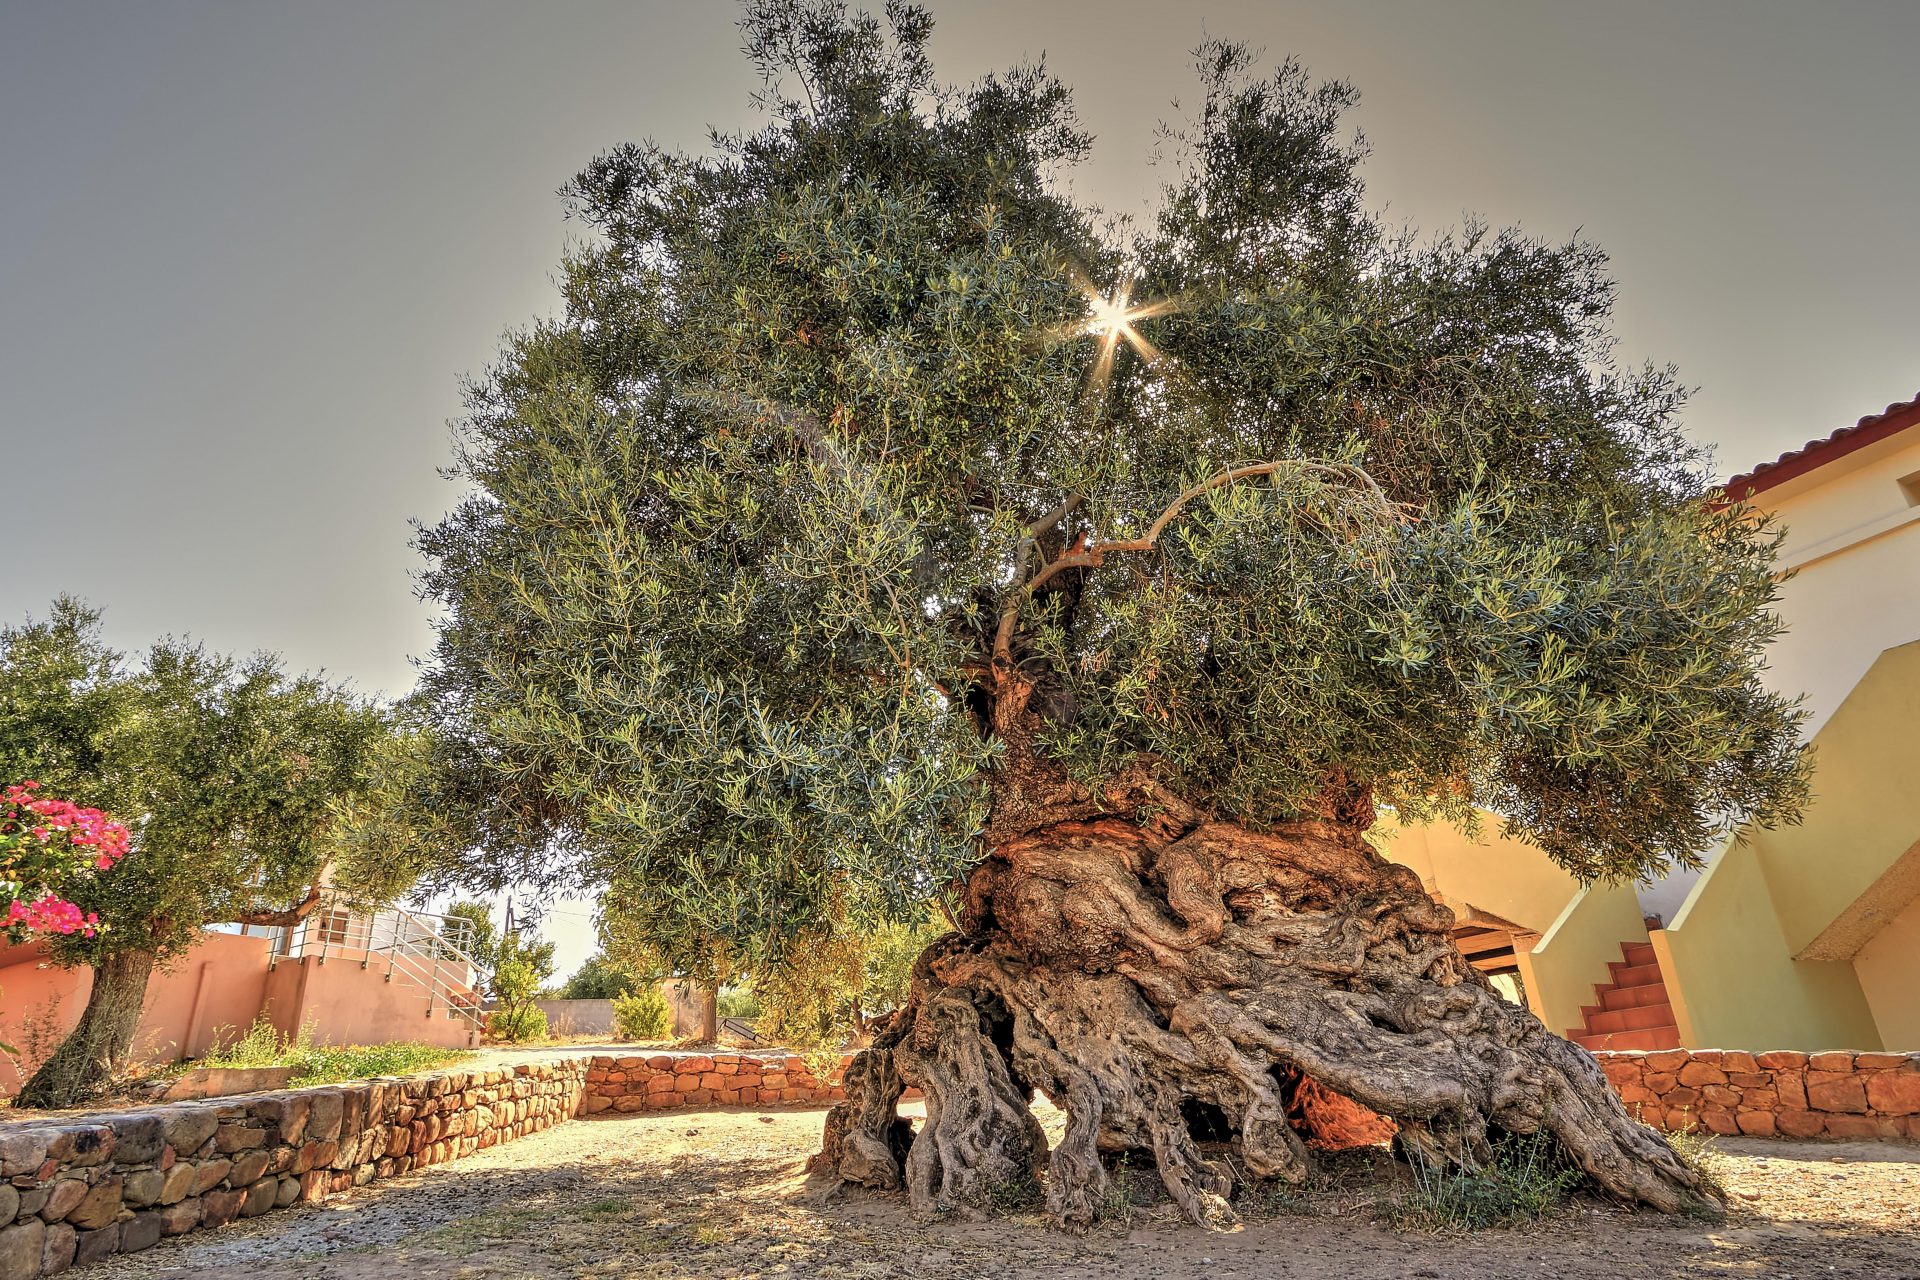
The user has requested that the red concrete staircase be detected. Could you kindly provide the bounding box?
[1567,941,1681,1051]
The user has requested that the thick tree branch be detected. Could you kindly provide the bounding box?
[226,881,326,928]
[994,459,1401,665]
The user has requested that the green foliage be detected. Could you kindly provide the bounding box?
[1389,1131,1584,1231]
[417,0,1810,980]
[561,953,641,1000]
[0,598,429,964]
[199,1017,471,1084]
[612,986,674,1040]
[716,985,761,1020]
[488,926,557,1042]
[444,900,502,971]
[487,1004,549,1043]
[858,918,937,1019]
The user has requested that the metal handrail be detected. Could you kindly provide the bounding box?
[267,895,490,1030]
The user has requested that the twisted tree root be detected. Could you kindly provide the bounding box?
[815,817,1709,1230]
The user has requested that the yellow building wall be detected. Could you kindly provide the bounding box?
[1855,890,1920,1050]
[1749,640,1920,957]
[1513,881,1649,1038]
[1654,840,1881,1051]
[1379,814,1583,936]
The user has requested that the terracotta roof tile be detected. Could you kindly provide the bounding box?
[1723,392,1920,501]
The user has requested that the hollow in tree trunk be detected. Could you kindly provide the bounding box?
[17,947,158,1109]
[814,811,1709,1229]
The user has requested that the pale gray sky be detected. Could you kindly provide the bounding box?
[5,1,1917,973]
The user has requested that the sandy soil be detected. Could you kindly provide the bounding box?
[89,1101,1920,1280]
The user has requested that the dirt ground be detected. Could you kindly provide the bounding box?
[89,1100,1920,1280]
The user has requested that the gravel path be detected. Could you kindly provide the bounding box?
[88,1103,1920,1280]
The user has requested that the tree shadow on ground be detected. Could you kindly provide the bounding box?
[89,1109,1920,1280]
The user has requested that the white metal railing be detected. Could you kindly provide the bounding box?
[268,897,489,1032]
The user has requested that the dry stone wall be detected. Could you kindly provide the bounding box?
[2,1046,1914,1277]
[0,1059,584,1279]
[579,1051,848,1111]
[1593,1049,1920,1139]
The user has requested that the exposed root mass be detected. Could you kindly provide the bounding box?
[816,816,1707,1229]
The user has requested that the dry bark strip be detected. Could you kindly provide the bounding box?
[817,815,1707,1230]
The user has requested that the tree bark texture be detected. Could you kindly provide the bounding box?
[815,816,1706,1229]
[17,947,157,1109]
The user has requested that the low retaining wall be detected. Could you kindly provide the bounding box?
[579,1051,846,1112]
[1594,1049,1920,1139]
[0,1059,584,1279]
[3,1046,1915,1277]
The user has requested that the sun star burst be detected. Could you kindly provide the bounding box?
[1076,277,1177,400]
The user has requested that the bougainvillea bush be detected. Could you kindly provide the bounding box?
[0,780,127,940]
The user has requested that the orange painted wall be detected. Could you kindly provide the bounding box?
[259,955,475,1050]
[0,931,274,1094]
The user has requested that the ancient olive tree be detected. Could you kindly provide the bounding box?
[417,1,1807,1227]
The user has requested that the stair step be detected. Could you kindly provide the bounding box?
[1583,1002,1675,1034]
[1606,962,1664,987]
[1620,942,1658,967]
[1573,1025,1682,1052]
[1596,981,1671,1012]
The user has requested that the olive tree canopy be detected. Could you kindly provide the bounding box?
[418,1,1805,1225]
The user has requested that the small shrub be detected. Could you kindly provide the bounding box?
[613,986,673,1040]
[716,986,761,1020]
[1664,1127,1728,1205]
[489,1003,548,1043]
[1389,1130,1583,1232]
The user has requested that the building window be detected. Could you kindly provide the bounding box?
[1898,469,1920,507]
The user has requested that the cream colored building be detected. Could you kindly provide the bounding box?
[1404,391,1920,1053]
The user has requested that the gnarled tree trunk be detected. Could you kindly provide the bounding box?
[18,947,157,1109]
[816,812,1707,1229]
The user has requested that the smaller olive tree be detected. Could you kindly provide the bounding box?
[1,599,432,1107]
[559,953,639,1000]
[487,928,556,1043]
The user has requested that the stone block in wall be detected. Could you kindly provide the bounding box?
[41,1177,88,1222]
[1776,1109,1825,1138]
[306,1092,345,1143]
[1806,1073,1869,1113]
[106,1114,165,1165]
[1808,1051,1856,1072]
[230,1149,272,1186]
[121,1211,163,1254]
[54,1127,115,1168]
[1676,1061,1726,1087]
[215,1122,267,1153]
[122,1167,166,1207]
[157,1198,201,1234]
[242,1179,277,1217]
[0,1130,48,1177]
[200,1188,246,1228]
[1865,1068,1920,1114]
[73,1224,120,1267]
[193,1158,233,1194]
[39,1221,73,1277]
[1823,1114,1906,1140]
[0,1220,46,1280]
[159,1108,220,1158]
